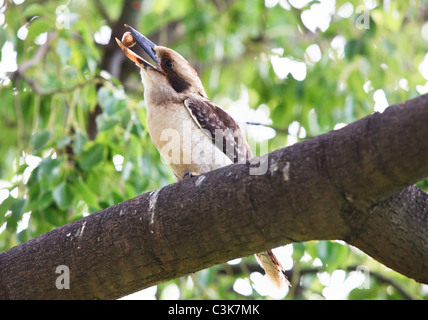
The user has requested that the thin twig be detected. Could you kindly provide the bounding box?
[245,121,289,135]
[18,74,106,96]
[14,32,57,75]
[93,0,113,25]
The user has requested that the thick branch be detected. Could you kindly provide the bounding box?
[0,95,427,299]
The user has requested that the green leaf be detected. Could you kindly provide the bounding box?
[97,87,116,115]
[52,182,73,210]
[75,180,100,210]
[38,191,54,210]
[97,87,126,116]
[22,4,46,18]
[81,84,97,111]
[26,18,52,42]
[79,143,105,170]
[4,198,27,232]
[73,131,88,156]
[56,38,71,65]
[0,196,15,224]
[31,130,52,153]
[96,114,119,132]
[38,158,62,183]
[10,199,27,219]
[57,135,72,149]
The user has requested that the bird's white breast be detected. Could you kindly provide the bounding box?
[145,100,233,179]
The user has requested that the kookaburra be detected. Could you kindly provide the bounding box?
[116,25,290,289]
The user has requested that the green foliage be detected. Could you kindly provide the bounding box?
[0,0,427,300]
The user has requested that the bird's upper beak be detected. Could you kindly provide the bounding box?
[115,25,160,71]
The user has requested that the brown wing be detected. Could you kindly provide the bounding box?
[255,251,291,288]
[184,97,252,163]
[185,98,289,288]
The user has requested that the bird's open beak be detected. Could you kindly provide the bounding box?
[115,24,160,71]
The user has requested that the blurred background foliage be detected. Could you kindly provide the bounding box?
[0,0,427,300]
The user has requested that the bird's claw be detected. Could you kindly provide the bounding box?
[183,172,200,180]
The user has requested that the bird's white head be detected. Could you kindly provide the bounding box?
[116,25,207,105]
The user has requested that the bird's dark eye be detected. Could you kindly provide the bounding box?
[163,60,174,69]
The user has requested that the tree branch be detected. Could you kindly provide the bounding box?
[0,94,427,299]
[13,32,57,75]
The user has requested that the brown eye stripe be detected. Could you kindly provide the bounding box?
[167,73,191,93]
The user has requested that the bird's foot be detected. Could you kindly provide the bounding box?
[182,172,201,180]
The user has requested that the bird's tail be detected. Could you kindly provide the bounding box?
[255,250,291,288]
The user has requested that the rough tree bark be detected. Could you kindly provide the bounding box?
[0,94,427,300]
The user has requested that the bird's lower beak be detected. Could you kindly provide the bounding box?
[115,24,160,71]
